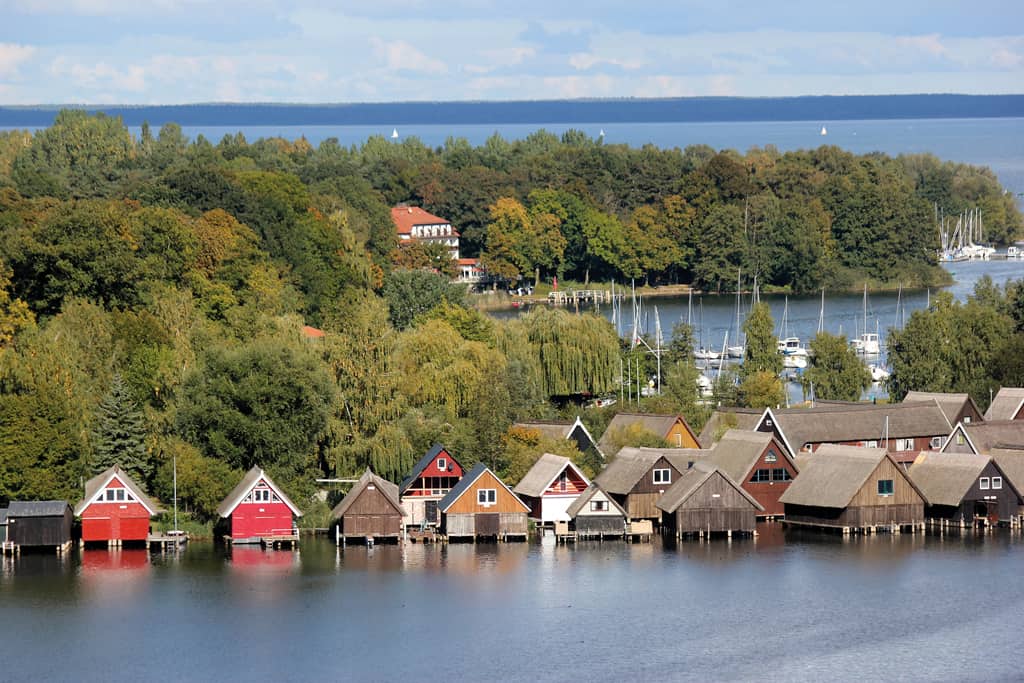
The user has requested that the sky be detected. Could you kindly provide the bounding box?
[0,1,1022,104]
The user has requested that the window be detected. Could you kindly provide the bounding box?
[653,469,671,485]
[896,438,914,451]
[956,433,966,445]
[116,489,126,501]
[250,489,270,503]
[930,436,944,449]
[993,477,1003,490]
[105,490,116,501]
[980,477,990,490]
[558,471,567,492]
[771,468,792,482]
[676,433,682,447]
[864,440,879,448]
[963,416,971,424]
[477,489,497,505]
[877,479,894,496]
[765,419,773,427]
[750,469,771,483]
[590,500,609,512]
[765,450,778,463]
[437,457,447,471]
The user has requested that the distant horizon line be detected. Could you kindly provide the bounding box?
[4,93,1024,109]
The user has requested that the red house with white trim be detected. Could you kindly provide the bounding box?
[75,466,162,546]
[216,467,303,545]
[513,453,590,525]
[399,444,466,529]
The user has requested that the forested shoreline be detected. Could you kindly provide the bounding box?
[0,111,1021,529]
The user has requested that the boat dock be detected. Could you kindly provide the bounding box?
[547,289,623,305]
[147,532,188,550]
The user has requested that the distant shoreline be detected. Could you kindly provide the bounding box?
[2,94,1022,127]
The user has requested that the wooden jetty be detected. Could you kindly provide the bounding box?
[147,531,189,550]
[547,290,623,306]
[554,521,577,544]
[625,520,653,543]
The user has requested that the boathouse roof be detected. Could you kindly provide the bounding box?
[656,460,763,514]
[513,453,589,498]
[707,430,794,483]
[216,466,302,518]
[75,465,162,517]
[438,462,528,513]
[960,421,1024,453]
[992,447,1024,492]
[984,387,1024,421]
[596,412,698,456]
[6,501,72,517]
[331,469,402,519]
[908,453,994,507]
[763,402,951,453]
[565,483,627,518]
[903,391,982,425]
[779,445,896,508]
[594,447,708,495]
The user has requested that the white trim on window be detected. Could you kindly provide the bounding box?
[992,476,1003,490]
[437,457,447,471]
[653,468,671,485]
[477,488,497,506]
[980,477,990,490]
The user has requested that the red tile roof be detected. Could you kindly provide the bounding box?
[391,206,458,236]
[302,325,325,339]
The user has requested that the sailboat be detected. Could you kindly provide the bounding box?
[391,128,399,139]
[599,129,605,138]
[693,297,721,362]
[851,284,880,355]
[820,126,828,136]
[776,296,807,357]
[726,269,745,359]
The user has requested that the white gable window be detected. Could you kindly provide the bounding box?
[963,416,971,424]
[102,488,135,503]
[590,500,609,512]
[992,477,1003,490]
[477,489,497,506]
[437,457,447,471]
[895,438,914,451]
[653,469,671,485]
[980,477,990,490]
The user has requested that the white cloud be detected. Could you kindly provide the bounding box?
[370,37,447,75]
[0,43,36,78]
[568,52,643,71]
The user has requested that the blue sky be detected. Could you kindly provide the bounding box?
[0,1,1021,104]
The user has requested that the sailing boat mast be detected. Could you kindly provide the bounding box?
[817,288,825,335]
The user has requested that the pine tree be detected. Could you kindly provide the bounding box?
[91,374,151,482]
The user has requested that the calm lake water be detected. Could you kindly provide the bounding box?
[3,530,1024,682]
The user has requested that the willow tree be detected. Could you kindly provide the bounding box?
[503,308,619,398]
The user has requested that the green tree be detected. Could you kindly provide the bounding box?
[91,373,151,482]
[802,332,871,401]
[742,302,782,378]
[382,268,468,330]
[739,370,785,409]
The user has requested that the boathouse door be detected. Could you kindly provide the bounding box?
[476,513,500,537]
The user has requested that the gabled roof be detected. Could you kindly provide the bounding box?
[707,430,794,483]
[512,416,599,451]
[779,445,916,508]
[908,453,994,507]
[985,387,1024,421]
[959,421,1024,454]
[594,447,709,495]
[697,407,763,448]
[759,402,951,454]
[399,443,462,495]
[513,453,589,498]
[992,448,1024,496]
[596,412,697,456]
[75,466,163,516]
[301,325,325,339]
[331,469,403,519]
[903,392,982,424]
[565,483,627,518]
[438,462,528,513]
[656,460,764,513]
[216,467,303,518]
[6,501,71,517]
[391,206,457,236]
[0,509,7,525]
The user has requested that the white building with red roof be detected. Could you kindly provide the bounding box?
[391,205,461,260]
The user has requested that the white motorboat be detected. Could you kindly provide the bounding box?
[869,364,890,382]
[696,374,713,398]
[694,347,721,361]
[783,355,808,369]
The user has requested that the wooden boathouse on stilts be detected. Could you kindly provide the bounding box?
[75,466,163,548]
[656,461,762,539]
[332,469,404,546]
[216,467,303,548]
[438,463,529,542]
[908,453,1023,529]
[780,445,926,535]
[565,483,627,540]
[4,501,74,554]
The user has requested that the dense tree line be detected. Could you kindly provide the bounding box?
[0,111,1020,527]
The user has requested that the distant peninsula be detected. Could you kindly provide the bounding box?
[1,94,1022,128]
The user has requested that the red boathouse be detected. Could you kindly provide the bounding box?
[75,466,162,546]
[216,467,303,546]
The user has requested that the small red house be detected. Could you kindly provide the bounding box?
[75,466,162,546]
[513,453,590,525]
[399,443,466,528]
[216,467,303,546]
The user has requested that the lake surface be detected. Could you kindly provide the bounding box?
[3,530,1023,682]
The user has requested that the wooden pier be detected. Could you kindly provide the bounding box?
[783,519,926,536]
[147,532,189,550]
[261,533,299,549]
[554,521,577,544]
[625,520,654,543]
[546,290,623,306]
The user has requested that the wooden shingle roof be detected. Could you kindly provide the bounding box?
[565,483,627,518]
[331,469,402,519]
[513,453,589,498]
[6,501,71,517]
[216,466,302,518]
[75,466,162,516]
[594,447,708,495]
[437,463,528,513]
[992,448,1024,494]
[903,391,980,425]
[767,402,951,452]
[985,388,1024,421]
[596,413,696,456]
[779,445,893,508]
[656,460,763,514]
[707,430,793,483]
[962,421,1024,453]
[908,453,990,507]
